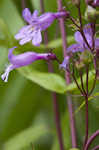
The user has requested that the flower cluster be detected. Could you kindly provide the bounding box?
[1,8,68,82]
[60,24,99,70]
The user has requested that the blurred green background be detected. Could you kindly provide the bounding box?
[0,0,99,150]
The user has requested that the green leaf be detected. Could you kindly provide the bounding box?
[0,0,24,35]
[0,18,11,39]
[0,74,26,134]
[19,67,67,94]
[48,36,74,48]
[3,124,49,150]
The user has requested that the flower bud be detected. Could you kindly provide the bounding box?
[85,6,98,21]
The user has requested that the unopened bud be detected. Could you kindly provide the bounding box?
[72,0,80,6]
[85,6,98,21]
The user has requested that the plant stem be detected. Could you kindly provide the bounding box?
[84,130,99,150]
[52,93,65,150]
[86,66,89,95]
[57,0,77,147]
[92,145,99,150]
[77,5,92,51]
[21,0,26,9]
[83,95,89,150]
[40,1,64,150]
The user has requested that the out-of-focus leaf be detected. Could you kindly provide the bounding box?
[51,110,71,150]
[0,74,26,134]
[19,67,67,94]
[3,124,49,150]
[0,0,24,35]
[48,36,74,48]
[0,18,11,40]
[18,64,96,94]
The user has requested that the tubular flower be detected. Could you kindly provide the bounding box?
[59,56,70,70]
[60,24,99,70]
[15,8,69,46]
[1,47,57,82]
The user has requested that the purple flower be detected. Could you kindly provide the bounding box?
[60,24,99,70]
[15,8,68,46]
[59,56,70,70]
[94,0,99,6]
[1,47,57,82]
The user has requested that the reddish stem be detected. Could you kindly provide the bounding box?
[85,130,99,150]
[40,1,64,150]
[57,0,77,148]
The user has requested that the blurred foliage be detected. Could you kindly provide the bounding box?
[0,0,99,150]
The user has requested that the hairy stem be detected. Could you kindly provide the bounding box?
[57,0,77,147]
[40,1,64,150]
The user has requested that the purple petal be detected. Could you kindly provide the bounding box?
[19,36,32,45]
[95,38,99,49]
[75,24,93,47]
[37,13,55,30]
[67,44,84,53]
[15,25,31,40]
[93,0,99,6]
[32,29,42,46]
[60,56,70,70]
[1,64,15,82]
[22,8,32,24]
[74,31,84,46]
[32,10,38,18]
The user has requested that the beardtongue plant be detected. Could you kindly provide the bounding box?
[1,0,99,149]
